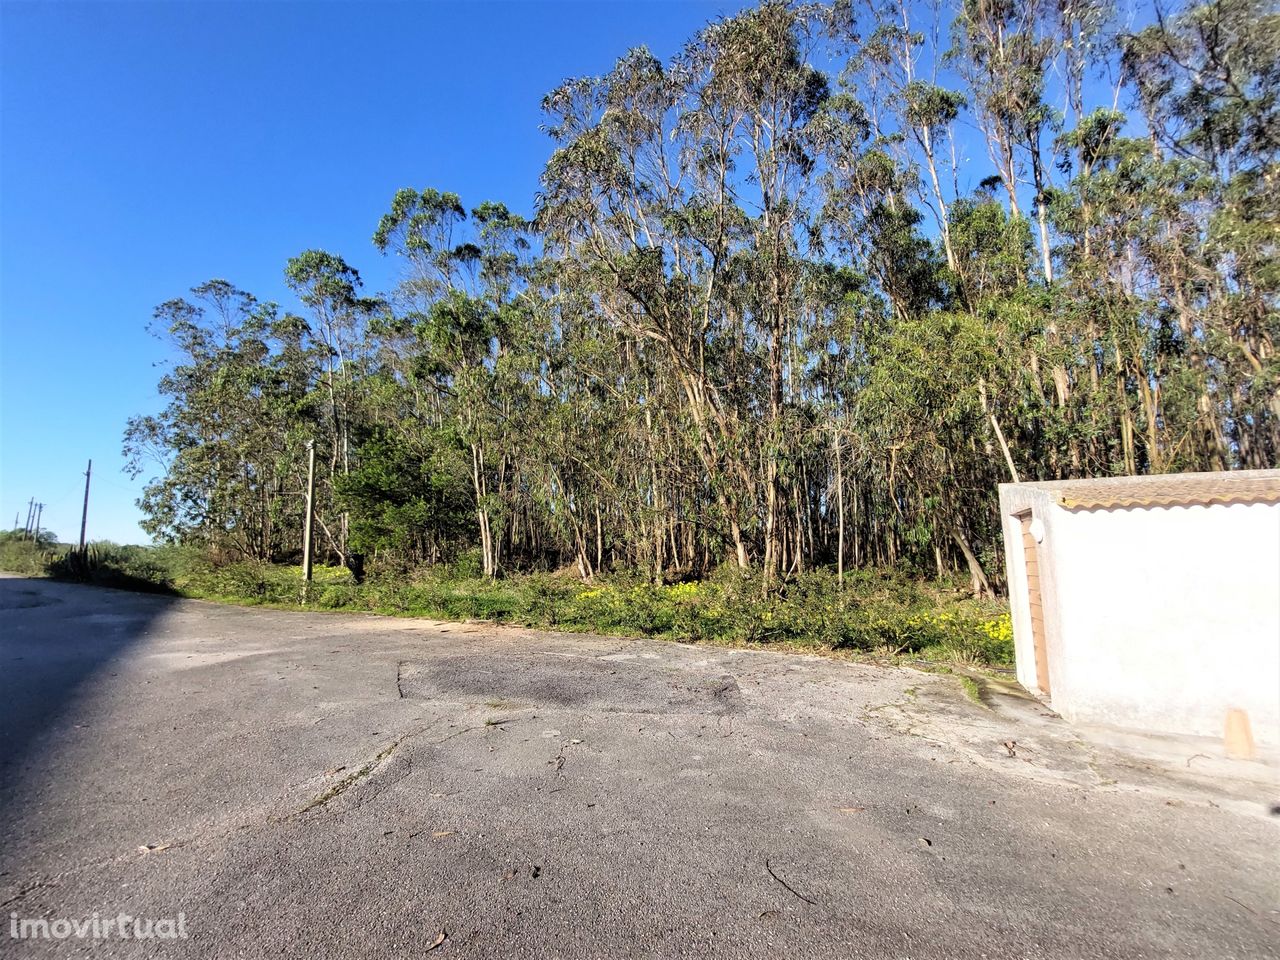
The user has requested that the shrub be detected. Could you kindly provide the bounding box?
[0,538,56,576]
[0,537,1015,667]
[315,584,358,609]
[44,542,177,593]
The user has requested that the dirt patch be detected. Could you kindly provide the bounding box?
[397,652,743,716]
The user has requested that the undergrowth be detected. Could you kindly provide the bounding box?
[0,542,1014,667]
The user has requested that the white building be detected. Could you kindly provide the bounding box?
[998,470,1280,748]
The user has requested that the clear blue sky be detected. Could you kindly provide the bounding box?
[0,0,755,544]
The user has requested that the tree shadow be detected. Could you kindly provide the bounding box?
[0,576,178,814]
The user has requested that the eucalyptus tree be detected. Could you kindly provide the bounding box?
[949,0,1057,283]
[124,281,316,560]
[1123,0,1280,469]
[373,188,537,577]
[539,2,848,581]
[284,251,383,569]
[123,0,1279,599]
[850,0,967,272]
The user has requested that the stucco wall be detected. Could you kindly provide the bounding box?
[999,484,1280,747]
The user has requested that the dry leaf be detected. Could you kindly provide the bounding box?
[426,930,447,952]
[432,830,455,839]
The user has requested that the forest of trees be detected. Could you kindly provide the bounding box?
[125,0,1278,597]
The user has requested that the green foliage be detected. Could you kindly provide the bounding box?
[45,542,177,593]
[120,0,1277,626]
[0,538,1013,667]
[336,429,475,559]
[0,533,58,576]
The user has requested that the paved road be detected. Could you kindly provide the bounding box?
[1,576,1276,959]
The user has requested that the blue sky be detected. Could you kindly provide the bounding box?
[1,0,1141,545]
[0,0,756,544]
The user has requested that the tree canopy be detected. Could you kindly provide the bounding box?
[126,0,1280,593]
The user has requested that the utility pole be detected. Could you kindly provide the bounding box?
[33,503,44,542]
[24,498,35,539]
[79,459,93,551]
[302,440,316,583]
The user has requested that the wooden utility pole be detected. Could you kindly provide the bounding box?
[23,498,35,539]
[302,440,316,583]
[79,459,93,551]
[834,428,845,590]
[33,503,44,541]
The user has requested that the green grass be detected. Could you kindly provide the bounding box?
[0,536,59,576]
[955,673,988,707]
[0,542,1014,668]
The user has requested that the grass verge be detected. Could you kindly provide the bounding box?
[0,538,1014,668]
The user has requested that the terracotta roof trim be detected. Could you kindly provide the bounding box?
[1056,477,1280,510]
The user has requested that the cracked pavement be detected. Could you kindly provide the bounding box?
[1,575,1277,958]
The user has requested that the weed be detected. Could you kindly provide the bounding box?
[0,544,1014,668]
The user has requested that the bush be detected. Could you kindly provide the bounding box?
[0,537,1014,667]
[0,537,55,576]
[44,542,177,593]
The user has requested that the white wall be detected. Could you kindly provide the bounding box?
[1000,485,1280,747]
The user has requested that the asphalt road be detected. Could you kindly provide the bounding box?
[1,575,1276,959]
